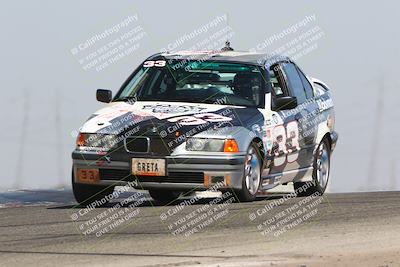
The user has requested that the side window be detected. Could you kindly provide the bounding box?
[281,63,306,104]
[297,69,314,99]
[269,64,288,97]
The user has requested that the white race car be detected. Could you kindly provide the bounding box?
[72,50,338,204]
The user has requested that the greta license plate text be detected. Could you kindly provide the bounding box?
[131,158,165,176]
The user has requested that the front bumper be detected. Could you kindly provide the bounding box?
[72,151,246,190]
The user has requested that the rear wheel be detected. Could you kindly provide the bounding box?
[148,189,181,204]
[234,143,262,202]
[294,138,330,197]
[72,170,115,206]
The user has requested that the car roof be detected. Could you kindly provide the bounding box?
[147,50,291,67]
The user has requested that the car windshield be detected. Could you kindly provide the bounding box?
[115,60,264,107]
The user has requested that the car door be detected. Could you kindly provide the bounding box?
[268,62,302,177]
[280,62,317,172]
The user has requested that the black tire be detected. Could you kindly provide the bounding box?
[294,138,331,197]
[148,189,180,204]
[234,143,262,202]
[72,170,115,206]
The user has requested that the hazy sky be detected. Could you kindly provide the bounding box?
[0,0,399,192]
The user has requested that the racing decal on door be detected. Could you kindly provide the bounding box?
[286,121,300,163]
[271,121,300,166]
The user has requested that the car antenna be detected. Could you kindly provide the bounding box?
[221,40,234,51]
[221,13,234,51]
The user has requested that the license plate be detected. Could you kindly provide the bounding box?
[131,158,166,176]
[76,169,99,184]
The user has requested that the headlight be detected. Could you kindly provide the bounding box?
[76,133,117,151]
[186,138,239,152]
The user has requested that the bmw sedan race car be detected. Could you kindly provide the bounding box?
[72,50,338,204]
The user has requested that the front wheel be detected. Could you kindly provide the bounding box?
[234,143,262,202]
[294,138,330,197]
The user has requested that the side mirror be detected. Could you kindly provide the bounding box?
[96,89,112,103]
[274,96,297,110]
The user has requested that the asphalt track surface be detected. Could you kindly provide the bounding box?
[0,190,399,267]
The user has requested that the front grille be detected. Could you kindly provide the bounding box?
[124,136,173,156]
[125,137,149,153]
[99,169,204,184]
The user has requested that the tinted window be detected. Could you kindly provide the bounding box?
[282,63,306,104]
[298,69,314,99]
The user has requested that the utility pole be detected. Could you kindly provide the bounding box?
[390,158,397,190]
[367,75,385,189]
[55,89,65,188]
[14,88,29,189]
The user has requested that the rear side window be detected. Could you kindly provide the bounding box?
[281,63,306,104]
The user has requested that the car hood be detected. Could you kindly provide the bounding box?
[80,101,261,137]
